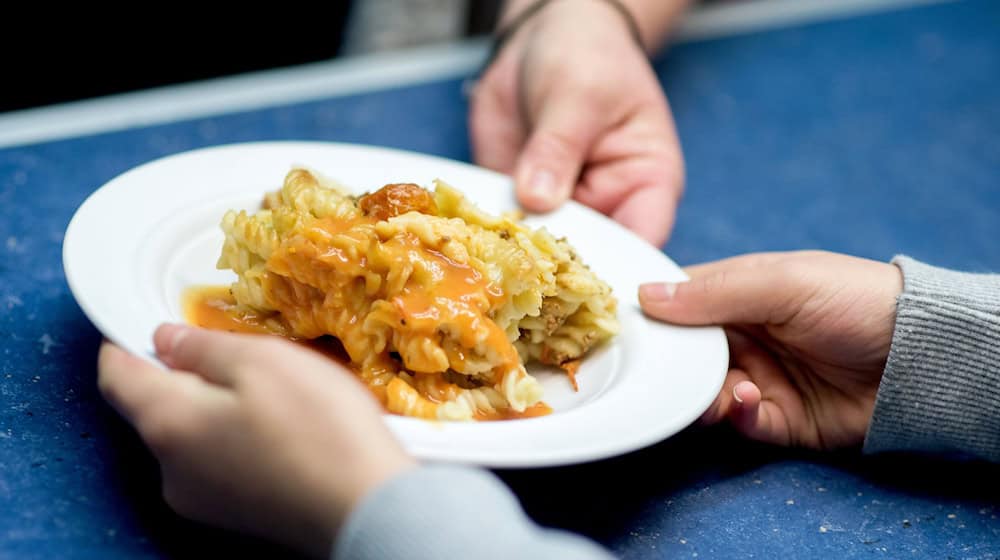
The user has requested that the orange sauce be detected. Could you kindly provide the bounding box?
[187,182,555,421]
[561,359,582,392]
[387,240,513,378]
[184,284,552,420]
[477,402,552,421]
[182,285,352,366]
[182,285,282,335]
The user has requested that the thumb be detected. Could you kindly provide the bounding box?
[469,82,524,174]
[638,264,798,327]
[154,323,269,386]
[514,94,606,212]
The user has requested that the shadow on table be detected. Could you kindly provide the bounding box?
[91,350,996,559]
[93,409,999,558]
[96,397,302,559]
[40,303,300,558]
[497,424,1000,543]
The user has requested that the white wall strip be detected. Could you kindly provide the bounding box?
[676,0,953,42]
[0,42,488,149]
[0,0,951,149]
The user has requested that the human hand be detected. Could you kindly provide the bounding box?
[470,0,684,246]
[98,325,415,558]
[639,251,903,450]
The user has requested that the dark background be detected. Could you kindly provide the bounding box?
[1,6,354,112]
[0,1,503,113]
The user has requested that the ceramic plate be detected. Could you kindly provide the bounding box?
[64,142,728,467]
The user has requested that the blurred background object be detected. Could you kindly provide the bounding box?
[342,0,502,55]
[0,1,501,113]
[0,0,859,113]
[1,6,361,113]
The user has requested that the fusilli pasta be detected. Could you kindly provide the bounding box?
[194,168,619,421]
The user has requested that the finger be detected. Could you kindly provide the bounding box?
[573,156,682,247]
[98,342,189,423]
[610,185,677,247]
[573,109,683,206]
[699,328,752,424]
[725,328,802,446]
[469,83,525,174]
[680,251,813,280]
[513,93,607,212]
[572,133,681,209]
[154,324,262,387]
[698,367,751,425]
[637,260,801,326]
[733,379,761,407]
[729,380,794,447]
[158,324,365,395]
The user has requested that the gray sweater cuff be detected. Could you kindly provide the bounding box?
[333,464,613,560]
[864,256,1000,461]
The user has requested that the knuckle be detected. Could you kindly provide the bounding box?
[96,374,119,404]
[795,249,833,261]
[663,158,686,195]
[652,162,685,199]
[550,64,615,100]
[468,86,493,118]
[776,258,816,285]
[137,408,190,457]
[529,129,585,161]
[570,74,610,99]
[696,272,729,324]
[699,271,729,296]
[161,482,194,518]
[249,337,293,363]
[224,340,278,374]
[229,337,298,380]
[139,422,175,456]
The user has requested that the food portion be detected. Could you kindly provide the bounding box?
[189,168,618,421]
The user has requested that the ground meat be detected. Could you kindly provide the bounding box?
[358,183,438,220]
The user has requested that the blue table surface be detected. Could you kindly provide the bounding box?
[2,1,998,558]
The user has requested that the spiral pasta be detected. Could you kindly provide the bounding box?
[203,168,618,421]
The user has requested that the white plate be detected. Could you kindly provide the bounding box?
[64,142,727,468]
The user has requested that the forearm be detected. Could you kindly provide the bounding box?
[499,0,692,53]
[334,465,613,560]
[864,257,1000,462]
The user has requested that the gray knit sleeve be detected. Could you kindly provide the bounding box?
[863,256,1000,461]
[332,464,613,560]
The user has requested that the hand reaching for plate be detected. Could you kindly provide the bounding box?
[639,251,903,450]
[98,325,416,558]
[470,0,685,247]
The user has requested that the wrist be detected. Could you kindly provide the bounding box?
[332,451,419,543]
[490,0,645,69]
[499,0,690,53]
[345,453,419,513]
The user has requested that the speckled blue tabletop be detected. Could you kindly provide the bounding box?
[1,1,998,558]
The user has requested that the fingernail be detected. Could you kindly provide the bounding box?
[639,282,678,301]
[528,169,558,202]
[732,384,744,404]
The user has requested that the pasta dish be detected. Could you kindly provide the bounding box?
[185,168,618,421]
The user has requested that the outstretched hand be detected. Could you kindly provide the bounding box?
[640,251,903,449]
[98,325,415,558]
[470,0,684,246]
